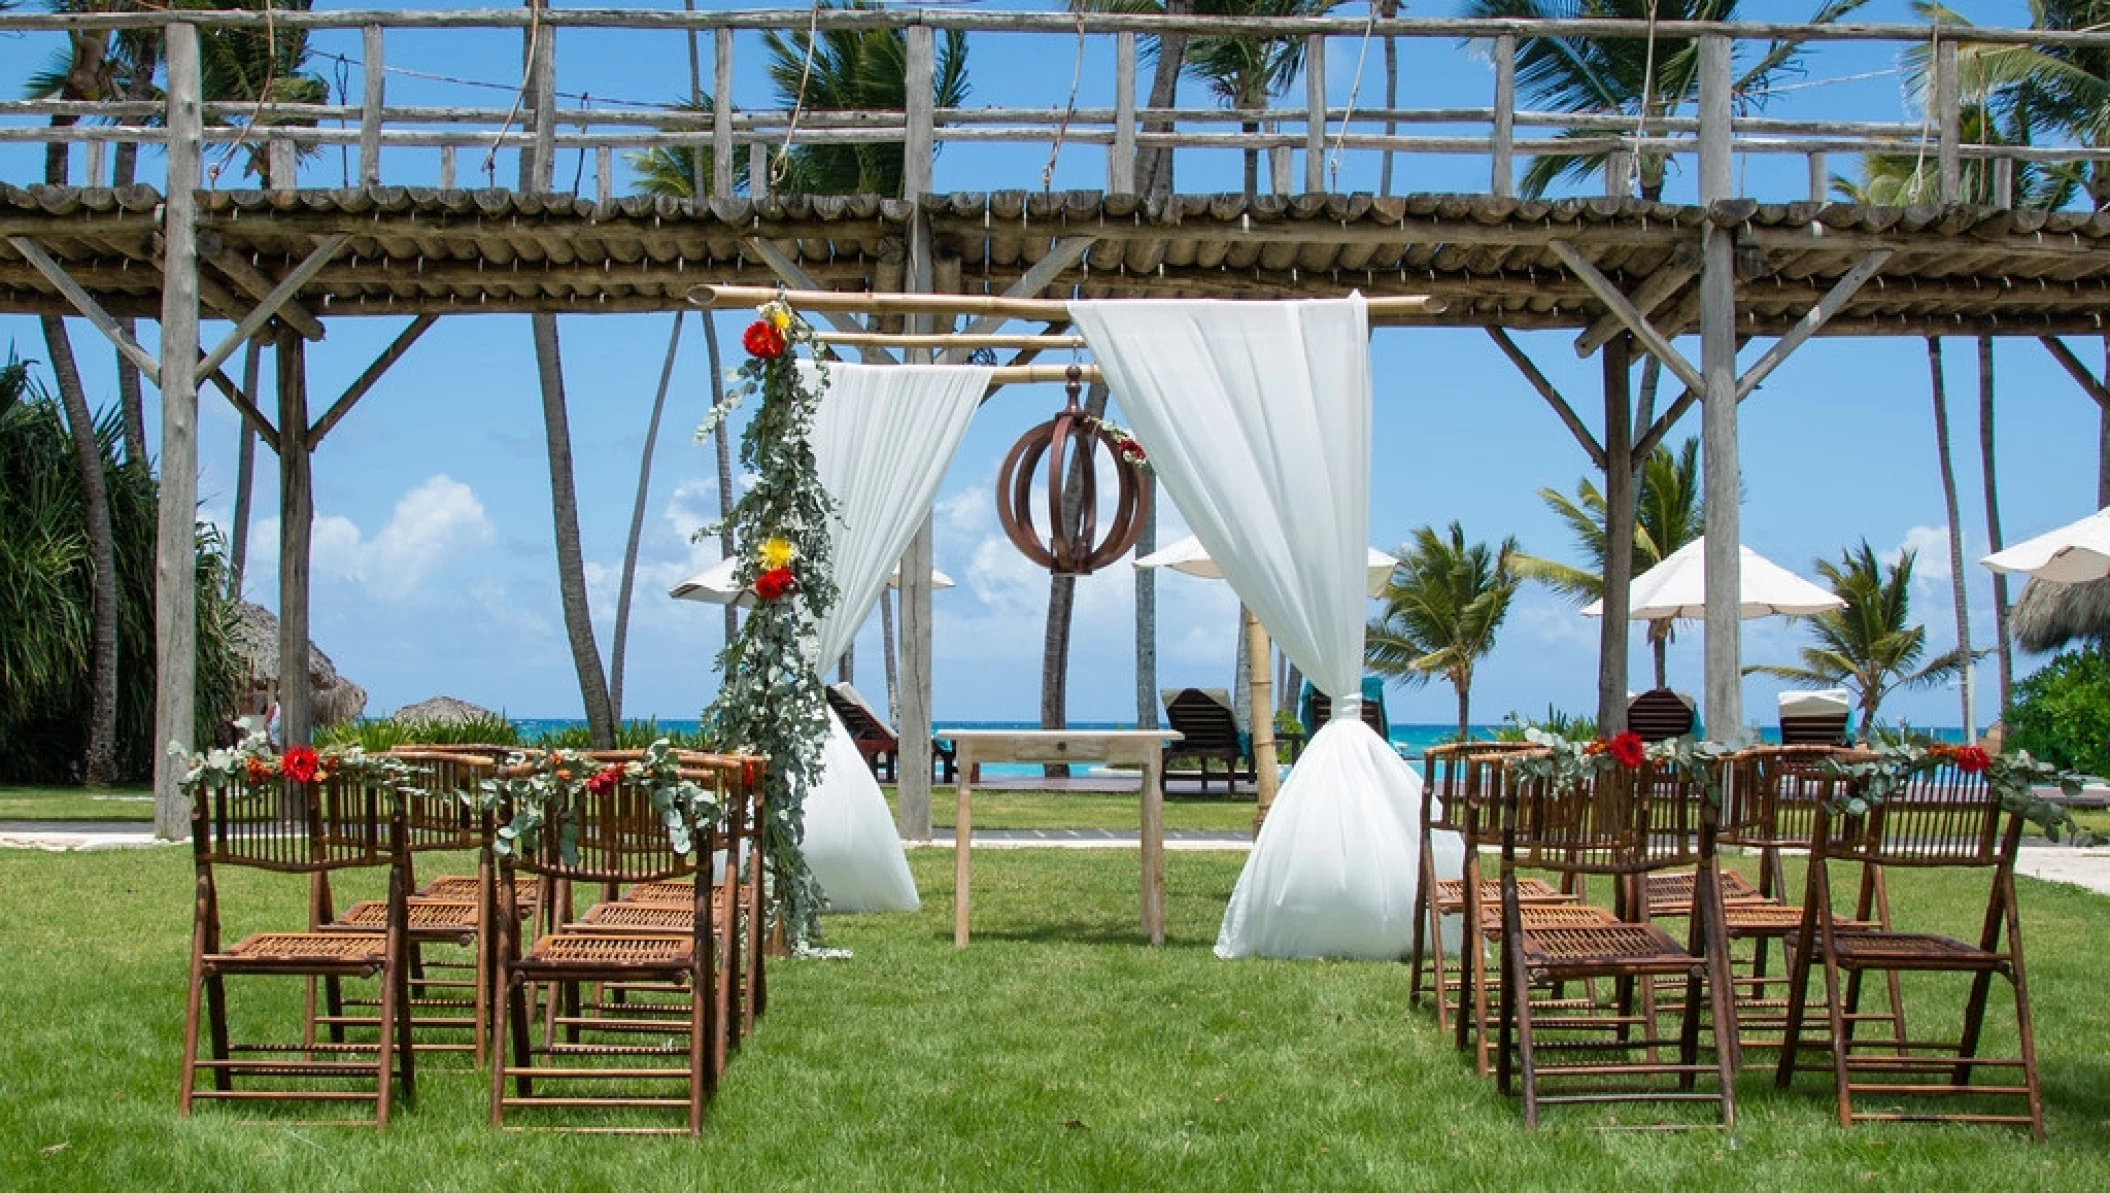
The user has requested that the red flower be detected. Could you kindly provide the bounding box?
[1607,732,1646,769]
[1117,437,1145,465]
[742,320,786,359]
[281,746,320,784]
[754,565,796,601]
[587,764,624,795]
[1955,745,1991,774]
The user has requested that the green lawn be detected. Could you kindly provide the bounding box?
[0,784,155,822]
[3,845,2109,1190]
[884,787,1258,833]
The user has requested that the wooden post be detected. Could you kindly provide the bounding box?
[1808,151,1828,203]
[1605,151,1631,198]
[270,138,297,192]
[1697,35,1742,740]
[896,22,939,843]
[359,25,384,186]
[1246,610,1281,834]
[595,146,612,204]
[713,28,734,198]
[1993,156,2014,209]
[1134,472,1157,731]
[1599,336,1634,733]
[439,145,456,190]
[526,7,556,191]
[1936,38,1960,204]
[1491,33,1515,199]
[1304,33,1326,194]
[1112,32,1137,195]
[276,327,312,751]
[85,137,105,189]
[153,21,203,840]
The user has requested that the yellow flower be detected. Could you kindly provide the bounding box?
[760,301,793,331]
[760,538,795,570]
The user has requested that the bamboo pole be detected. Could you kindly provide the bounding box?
[691,284,1443,319]
[1246,610,1280,834]
[816,331,1086,350]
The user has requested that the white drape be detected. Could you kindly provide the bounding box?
[795,362,989,914]
[1070,295,1433,960]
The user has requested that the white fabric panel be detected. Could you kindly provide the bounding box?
[804,712,920,914]
[791,362,986,916]
[1074,294,1425,959]
[1067,296,1371,702]
[1211,720,1428,959]
[804,362,990,664]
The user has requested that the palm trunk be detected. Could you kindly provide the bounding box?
[1927,338,1975,739]
[1134,0,1190,198]
[531,313,617,746]
[608,311,684,722]
[1978,336,2012,714]
[1652,625,1670,691]
[1454,677,1471,741]
[109,41,155,470]
[703,308,738,649]
[1039,381,1112,776]
[1598,338,1636,732]
[1379,1,1399,197]
[43,314,119,787]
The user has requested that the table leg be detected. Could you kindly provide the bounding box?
[1140,747,1165,947]
[953,760,973,948]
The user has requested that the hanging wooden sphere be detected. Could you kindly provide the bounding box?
[994,365,1150,576]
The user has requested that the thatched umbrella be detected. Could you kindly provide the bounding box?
[2010,578,2110,653]
[228,601,367,726]
[390,696,500,726]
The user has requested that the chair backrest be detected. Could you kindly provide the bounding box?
[1305,692,1389,736]
[1778,712,1850,746]
[1833,762,2013,869]
[501,750,761,886]
[1504,758,1713,876]
[1161,688,1243,754]
[1720,745,1861,851]
[1423,740,1542,832]
[191,770,405,874]
[825,685,897,748]
[1627,689,1696,742]
[386,748,497,851]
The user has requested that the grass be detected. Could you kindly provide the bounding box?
[883,787,1258,833]
[3,845,2110,1190]
[0,784,154,822]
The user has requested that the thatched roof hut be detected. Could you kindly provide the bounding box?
[228,601,367,726]
[390,696,500,726]
[2011,578,2110,653]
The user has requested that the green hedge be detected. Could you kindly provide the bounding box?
[2005,646,2110,778]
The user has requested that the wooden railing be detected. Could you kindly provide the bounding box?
[2,7,2106,205]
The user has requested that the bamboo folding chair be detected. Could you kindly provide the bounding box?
[1774,761,2045,1138]
[179,768,417,1126]
[1493,758,1739,1129]
[488,751,760,1135]
[315,750,505,1065]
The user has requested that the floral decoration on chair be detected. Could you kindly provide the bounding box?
[1819,740,2084,838]
[169,733,426,798]
[477,738,723,861]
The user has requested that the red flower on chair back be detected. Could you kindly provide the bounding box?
[1607,731,1646,769]
[742,320,787,359]
[280,745,320,784]
[586,764,624,796]
[1954,745,1991,774]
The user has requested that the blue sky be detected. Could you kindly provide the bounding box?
[0,1,2096,733]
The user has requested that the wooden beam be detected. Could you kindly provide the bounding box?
[276,327,313,750]
[941,236,1098,363]
[1733,249,1891,401]
[696,282,1444,321]
[1485,326,1605,469]
[204,366,282,455]
[1548,238,1705,395]
[819,331,1085,350]
[739,237,897,364]
[197,233,348,378]
[359,24,384,186]
[201,243,325,339]
[1491,33,1515,198]
[2041,335,2110,412]
[308,314,436,447]
[7,235,162,384]
[1574,250,1698,357]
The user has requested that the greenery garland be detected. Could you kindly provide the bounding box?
[1510,727,1733,805]
[697,295,839,943]
[1819,741,2084,838]
[478,739,723,862]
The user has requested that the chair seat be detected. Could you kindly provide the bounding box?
[1483,902,1621,932]
[576,902,709,933]
[523,932,693,970]
[1434,876,1569,913]
[420,873,543,907]
[1831,931,2009,972]
[324,898,477,936]
[625,880,703,905]
[1517,921,1698,978]
[1721,904,1874,935]
[1642,868,1764,914]
[217,931,388,969]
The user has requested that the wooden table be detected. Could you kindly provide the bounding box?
[946,729,1183,948]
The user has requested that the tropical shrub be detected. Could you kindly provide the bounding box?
[1497,705,1600,744]
[2004,647,2110,778]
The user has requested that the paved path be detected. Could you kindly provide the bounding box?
[0,820,171,851]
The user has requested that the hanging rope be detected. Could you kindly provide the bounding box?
[208,0,283,186]
[1041,12,1087,193]
[481,0,544,184]
[1910,23,1940,203]
[772,0,825,190]
[1628,0,1659,199]
[1328,8,1381,191]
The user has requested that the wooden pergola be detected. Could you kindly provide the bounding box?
[7,7,2110,836]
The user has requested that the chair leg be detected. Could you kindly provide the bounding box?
[179,962,206,1116]
[374,963,397,1127]
[394,952,417,1107]
[205,974,232,1093]
[1821,953,1854,1128]
[1408,843,1433,1011]
[2003,883,2046,1140]
[488,973,511,1127]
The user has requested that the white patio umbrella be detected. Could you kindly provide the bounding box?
[1581,538,1844,620]
[670,557,954,605]
[1982,505,2110,582]
[1134,534,1400,598]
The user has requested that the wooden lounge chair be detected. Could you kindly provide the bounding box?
[1627,688,1697,742]
[825,682,957,784]
[180,765,418,1126]
[1775,759,2045,1138]
[1301,677,1391,738]
[1160,687,1250,795]
[1778,689,1852,746]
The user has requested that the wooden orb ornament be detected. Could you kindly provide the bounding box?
[994,366,1150,575]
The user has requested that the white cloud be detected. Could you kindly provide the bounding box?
[295,474,497,600]
[1893,523,1956,584]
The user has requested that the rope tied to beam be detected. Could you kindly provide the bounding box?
[1042,11,1087,194]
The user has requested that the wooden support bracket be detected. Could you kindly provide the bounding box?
[1733,249,1891,402]
[205,367,282,455]
[200,241,326,340]
[1573,246,1699,358]
[2040,335,2110,412]
[198,233,349,379]
[7,234,162,385]
[1548,238,1705,395]
[309,314,437,448]
[1485,326,1605,470]
[941,236,1098,364]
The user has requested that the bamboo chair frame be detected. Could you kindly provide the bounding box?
[1493,758,1739,1130]
[488,751,762,1135]
[179,770,417,1126]
[1774,762,2045,1138]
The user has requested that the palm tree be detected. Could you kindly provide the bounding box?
[1368,522,1521,739]
[1181,0,1344,199]
[1514,437,1703,689]
[1462,0,1871,201]
[1747,542,1976,743]
[1066,0,1198,196]
[761,2,970,195]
